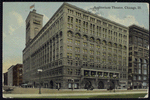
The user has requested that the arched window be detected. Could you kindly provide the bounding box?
[119,44,122,48]
[113,43,117,48]
[75,33,81,38]
[90,37,94,42]
[67,31,73,37]
[96,39,100,44]
[102,40,106,45]
[83,35,88,41]
[108,42,112,47]
[123,46,127,50]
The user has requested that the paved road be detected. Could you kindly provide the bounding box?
[3,91,147,98]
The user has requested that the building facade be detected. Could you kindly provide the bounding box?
[23,3,129,89]
[128,25,149,89]
[4,72,8,86]
[13,64,23,86]
[8,65,14,86]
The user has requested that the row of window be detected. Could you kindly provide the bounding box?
[67,68,80,75]
[68,16,127,39]
[67,9,128,34]
[133,75,147,80]
[67,31,127,47]
[67,46,126,55]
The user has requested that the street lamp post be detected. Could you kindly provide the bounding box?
[113,75,117,92]
[38,69,42,94]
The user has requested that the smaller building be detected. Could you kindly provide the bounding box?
[8,65,14,86]
[4,72,8,86]
[7,64,23,86]
[128,25,149,89]
[13,64,23,86]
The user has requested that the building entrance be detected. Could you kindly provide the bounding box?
[84,80,92,89]
[98,81,104,89]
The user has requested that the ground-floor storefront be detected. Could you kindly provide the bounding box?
[25,76,128,90]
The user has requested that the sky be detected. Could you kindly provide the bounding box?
[3,2,149,73]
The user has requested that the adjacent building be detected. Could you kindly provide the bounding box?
[8,65,14,86]
[128,25,149,89]
[13,64,23,86]
[4,72,8,86]
[7,64,23,86]
[23,3,129,89]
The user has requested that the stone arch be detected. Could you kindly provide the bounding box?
[110,81,115,89]
[123,46,127,50]
[113,43,117,48]
[102,40,107,45]
[98,81,104,89]
[96,38,100,44]
[75,33,81,38]
[84,80,92,89]
[89,37,95,42]
[108,42,112,47]
[67,30,73,37]
[119,44,122,48]
[83,35,88,41]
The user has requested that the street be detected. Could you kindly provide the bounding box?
[3,91,147,98]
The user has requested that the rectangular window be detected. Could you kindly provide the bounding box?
[90,44,94,48]
[83,42,87,46]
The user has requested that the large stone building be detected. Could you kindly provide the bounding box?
[128,25,149,89]
[23,3,129,89]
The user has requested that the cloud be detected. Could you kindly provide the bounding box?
[7,11,24,35]
[8,25,15,35]
[11,11,24,26]
[108,14,145,27]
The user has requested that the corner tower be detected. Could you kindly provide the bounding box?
[25,9,43,46]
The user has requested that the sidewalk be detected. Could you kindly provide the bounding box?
[3,91,147,98]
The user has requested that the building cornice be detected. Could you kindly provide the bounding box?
[64,2,128,29]
[129,24,149,33]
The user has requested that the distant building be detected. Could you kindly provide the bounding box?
[13,64,23,86]
[4,72,8,86]
[128,25,149,89]
[23,3,129,89]
[7,64,23,86]
[8,65,14,86]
